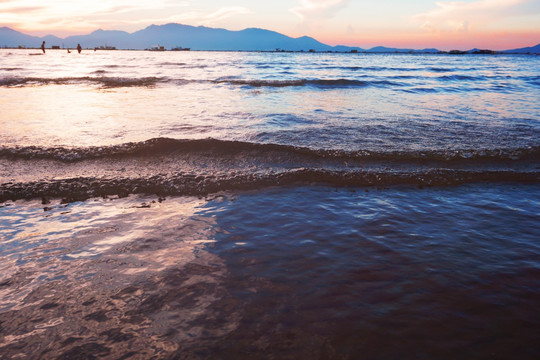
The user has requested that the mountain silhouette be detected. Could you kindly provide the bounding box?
[0,26,63,48]
[502,43,540,54]
[0,23,350,51]
[1,24,538,53]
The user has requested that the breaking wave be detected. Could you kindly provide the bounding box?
[1,168,538,204]
[212,78,402,88]
[1,138,538,202]
[0,76,165,88]
[1,76,398,89]
[1,74,529,89]
[1,138,538,163]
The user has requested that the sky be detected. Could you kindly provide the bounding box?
[1,0,539,50]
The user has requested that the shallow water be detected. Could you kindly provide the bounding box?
[1,184,539,359]
[1,49,539,358]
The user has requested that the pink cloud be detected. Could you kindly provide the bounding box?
[413,0,533,33]
[291,0,350,20]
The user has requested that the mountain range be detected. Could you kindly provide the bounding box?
[0,23,539,54]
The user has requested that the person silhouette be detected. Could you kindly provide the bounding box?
[77,44,82,54]
[41,41,45,53]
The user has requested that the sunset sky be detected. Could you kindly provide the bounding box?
[1,0,539,50]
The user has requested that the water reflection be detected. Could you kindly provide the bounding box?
[1,50,538,151]
[0,195,241,358]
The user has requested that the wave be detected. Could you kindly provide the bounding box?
[323,66,420,72]
[0,74,529,89]
[212,78,402,88]
[159,62,187,66]
[1,76,387,89]
[1,138,538,202]
[0,67,23,71]
[0,76,404,89]
[428,67,454,72]
[1,138,538,163]
[213,78,306,87]
[1,168,538,203]
[0,76,165,88]
[321,66,476,73]
[524,75,540,87]
[439,75,479,81]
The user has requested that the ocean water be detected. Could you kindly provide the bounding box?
[0,49,539,359]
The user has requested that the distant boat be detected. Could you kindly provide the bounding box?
[171,46,190,51]
[147,45,166,51]
[95,45,117,50]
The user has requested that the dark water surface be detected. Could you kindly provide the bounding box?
[197,184,540,359]
[1,184,539,359]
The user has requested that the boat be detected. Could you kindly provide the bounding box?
[147,45,166,51]
[95,45,117,50]
[171,46,190,51]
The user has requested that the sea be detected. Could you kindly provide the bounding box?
[0,48,539,359]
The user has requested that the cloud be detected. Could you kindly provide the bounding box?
[138,6,251,28]
[200,7,251,24]
[0,0,191,33]
[0,5,44,13]
[0,1,252,34]
[291,0,350,21]
[413,0,533,33]
[0,0,186,15]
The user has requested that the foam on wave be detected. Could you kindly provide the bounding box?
[0,76,165,88]
[1,168,538,203]
[1,138,538,163]
[2,74,528,89]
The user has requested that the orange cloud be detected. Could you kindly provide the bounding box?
[291,0,350,20]
[413,0,533,33]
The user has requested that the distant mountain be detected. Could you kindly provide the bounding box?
[0,24,339,51]
[368,46,414,53]
[366,46,439,53]
[0,24,538,53]
[503,43,540,54]
[0,26,62,48]
[64,29,132,49]
[126,24,334,51]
